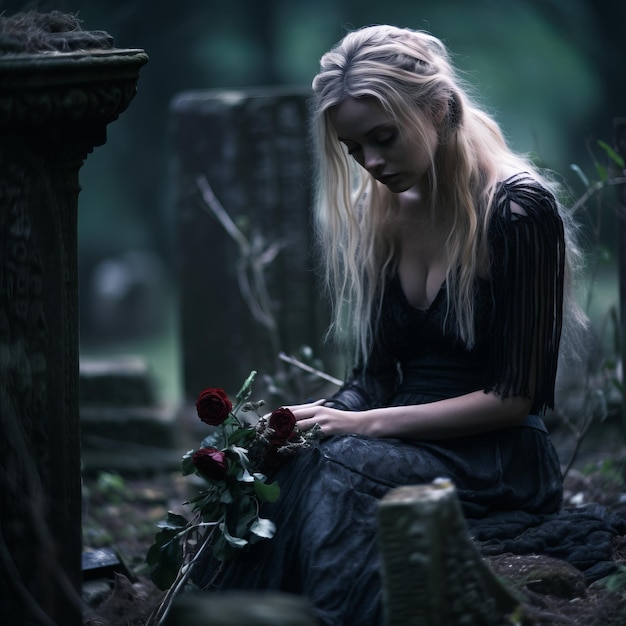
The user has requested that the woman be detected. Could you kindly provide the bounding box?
[200,25,597,624]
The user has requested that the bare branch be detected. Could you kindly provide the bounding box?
[278,352,343,387]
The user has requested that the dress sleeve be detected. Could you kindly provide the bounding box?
[485,176,565,414]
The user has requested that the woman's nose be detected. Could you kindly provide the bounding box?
[363,148,384,173]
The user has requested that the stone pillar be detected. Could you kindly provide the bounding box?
[0,12,147,625]
[171,87,331,403]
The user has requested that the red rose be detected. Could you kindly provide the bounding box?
[268,407,296,441]
[196,388,232,426]
[192,447,228,481]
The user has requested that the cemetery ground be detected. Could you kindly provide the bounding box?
[81,443,626,625]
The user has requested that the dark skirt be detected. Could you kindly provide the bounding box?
[196,418,564,626]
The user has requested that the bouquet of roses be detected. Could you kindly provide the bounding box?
[145,371,317,624]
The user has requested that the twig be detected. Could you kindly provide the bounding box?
[196,175,249,253]
[570,176,626,214]
[145,522,219,626]
[278,352,343,387]
[561,412,595,478]
[196,174,285,346]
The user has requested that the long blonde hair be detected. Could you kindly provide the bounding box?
[310,25,585,367]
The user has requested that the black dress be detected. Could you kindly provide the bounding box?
[196,175,624,625]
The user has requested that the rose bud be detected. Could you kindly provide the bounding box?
[268,407,296,442]
[192,447,228,481]
[196,388,233,426]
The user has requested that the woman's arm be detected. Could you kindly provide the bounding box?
[290,389,532,440]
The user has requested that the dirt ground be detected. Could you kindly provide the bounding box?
[81,452,626,626]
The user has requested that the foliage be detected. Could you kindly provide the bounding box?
[94,470,131,504]
[144,371,321,626]
[559,138,626,475]
[582,457,626,491]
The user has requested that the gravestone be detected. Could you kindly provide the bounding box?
[377,480,521,626]
[172,87,332,406]
[0,11,147,625]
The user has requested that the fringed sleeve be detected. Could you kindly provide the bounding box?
[485,175,565,414]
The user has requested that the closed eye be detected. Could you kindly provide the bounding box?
[374,130,397,146]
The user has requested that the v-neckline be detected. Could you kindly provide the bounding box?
[393,273,446,313]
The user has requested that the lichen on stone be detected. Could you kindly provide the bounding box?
[0,10,114,54]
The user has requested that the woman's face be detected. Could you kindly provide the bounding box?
[330,96,439,195]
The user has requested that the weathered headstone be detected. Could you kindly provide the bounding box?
[171,87,332,406]
[377,480,521,626]
[0,11,147,625]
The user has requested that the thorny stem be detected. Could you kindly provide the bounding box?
[146,520,221,626]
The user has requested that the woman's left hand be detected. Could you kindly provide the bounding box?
[280,399,370,437]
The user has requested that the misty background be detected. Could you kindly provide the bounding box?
[1,0,622,404]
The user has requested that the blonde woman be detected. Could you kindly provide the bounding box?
[197,26,615,625]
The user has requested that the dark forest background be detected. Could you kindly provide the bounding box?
[1,0,623,402]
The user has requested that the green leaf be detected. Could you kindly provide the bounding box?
[219,521,248,548]
[219,488,234,504]
[250,517,276,539]
[210,533,237,562]
[181,450,196,476]
[569,163,590,188]
[227,425,256,447]
[235,370,257,403]
[595,161,608,182]
[227,445,253,481]
[598,139,625,169]
[200,501,224,522]
[188,492,223,520]
[253,478,280,503]
[188,487,213,505]
[155,511,189,531]
[145,527,184,590]
[234,497,258,537]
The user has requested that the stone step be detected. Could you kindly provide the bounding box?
[80,356,158,407]
[79,356,182,475]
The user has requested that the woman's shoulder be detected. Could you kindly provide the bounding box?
[492,170,559,221]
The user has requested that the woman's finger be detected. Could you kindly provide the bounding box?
[284,399,326,411]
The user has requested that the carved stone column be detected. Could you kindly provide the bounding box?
[0,12,148,625]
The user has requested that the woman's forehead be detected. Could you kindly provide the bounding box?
[330,97,391,139]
